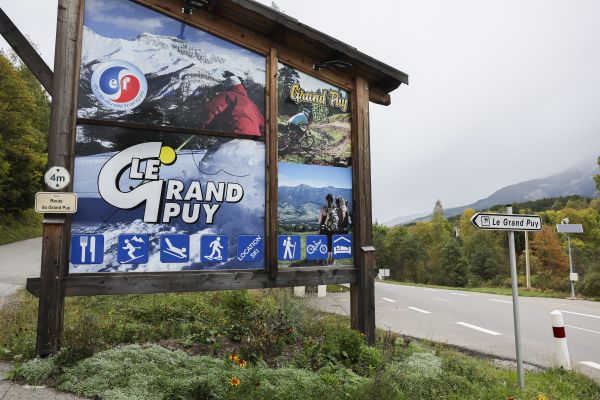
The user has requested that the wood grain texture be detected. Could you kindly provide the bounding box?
[350,76,376,345]
[266,47,279,279]
[37,0,84,356]
[26,267,357,297]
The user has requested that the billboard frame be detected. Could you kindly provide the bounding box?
[17,0,407,355]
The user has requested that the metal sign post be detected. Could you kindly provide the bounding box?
[471,208,542,390]
[506,206,525,389]
[556,223,584,300]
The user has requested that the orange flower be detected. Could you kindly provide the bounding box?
[237,359,247,368]
[229,353,239,363]
[537,395,548,400]
[229,377,241,386]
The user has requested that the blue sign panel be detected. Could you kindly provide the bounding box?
[201,235,228,263]
[332,234,352,259]
[117,234,149,264]
[278,235,301,261]
[237,235,263,262]
[305,234,328,260]
[160,234,190,263]
[70,234,104,264]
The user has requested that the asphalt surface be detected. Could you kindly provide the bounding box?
[313,281,600,381]
[0,237,42,299]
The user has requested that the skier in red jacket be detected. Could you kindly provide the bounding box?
[200,71,265,136]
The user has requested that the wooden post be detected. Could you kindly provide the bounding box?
[350,76,376,344]
[266,47,279,279]
[37,0,83,356]
[0,8,54,94]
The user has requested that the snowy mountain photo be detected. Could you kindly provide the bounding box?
[78,0,266,135]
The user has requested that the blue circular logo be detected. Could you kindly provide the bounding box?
[91,60,147,111]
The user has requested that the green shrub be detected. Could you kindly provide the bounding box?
[14,356,57,385]
[53,344,367,400]
[580,270,600,297]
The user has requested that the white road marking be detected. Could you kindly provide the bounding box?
[489,299,512,304]
[434,298,450,302]
[559,310,600,320]
[456,322,501,336]
[550,303,566,309]
[580,361,600,370]
[450,292,469,297]
[382,297,396,303]
[408,307,431,314]
[565,325,600,335]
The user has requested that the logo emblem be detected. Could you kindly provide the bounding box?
[91,60,147,111]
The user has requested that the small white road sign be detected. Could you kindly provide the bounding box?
[44,166,70,190]
[471,213,542,231]
[35,192,78,214]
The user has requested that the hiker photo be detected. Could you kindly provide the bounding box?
[77,0,266,136]
[277,63,351,167]
[278,162,353,266]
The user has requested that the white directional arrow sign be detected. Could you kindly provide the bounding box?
[471,212,542,231]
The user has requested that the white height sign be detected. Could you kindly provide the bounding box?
[471,213,542,231]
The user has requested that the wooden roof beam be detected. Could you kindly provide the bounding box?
[0,7,53,95]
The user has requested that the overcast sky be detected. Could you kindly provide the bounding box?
[2,0,600,223]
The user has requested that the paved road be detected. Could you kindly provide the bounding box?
[0,238,42,299]
[315,282,600,381]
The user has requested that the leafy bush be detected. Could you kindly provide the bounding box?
[580,270,600,297]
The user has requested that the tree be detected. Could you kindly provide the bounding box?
[0,54,49,212]
[595,156,600,193]
[459,208,506,283]
[530,226,569,277]
[439,238,469,286]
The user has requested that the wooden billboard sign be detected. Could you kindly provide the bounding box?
[7,0,408,355]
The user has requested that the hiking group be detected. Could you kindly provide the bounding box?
[318,193,352,264]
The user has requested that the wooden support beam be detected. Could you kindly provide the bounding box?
[350,76,376,345]
[36,0,83,357]
[26,267,357,297]
[0,7,53,95]
[266,47,279,279]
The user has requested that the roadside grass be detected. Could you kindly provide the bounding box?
[0,209,42,245]
[381,280,589,300]
[2,289,599,400]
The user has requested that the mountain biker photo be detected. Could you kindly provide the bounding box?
[287,108,311,139]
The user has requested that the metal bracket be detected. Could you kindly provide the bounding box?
[43,217,66,224]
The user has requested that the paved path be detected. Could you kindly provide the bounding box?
[313,281,600,382]
[0,362,83,400]
[0,238,42,298]
[0,239,85,399]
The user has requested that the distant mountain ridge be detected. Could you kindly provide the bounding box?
[279,185,352,229]
[385,156,599,226]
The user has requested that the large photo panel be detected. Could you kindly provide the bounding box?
[276,64,353,267]
[78,0,266,136]
[69,125,265,273]
[277,63,351,167]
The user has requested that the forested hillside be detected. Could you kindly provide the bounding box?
[0,53,50,213]
[374,183,600,296]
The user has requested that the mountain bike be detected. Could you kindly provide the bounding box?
[306,239,328,255]
[279,125,316,151]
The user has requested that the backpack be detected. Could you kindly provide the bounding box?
[323,205,339,233]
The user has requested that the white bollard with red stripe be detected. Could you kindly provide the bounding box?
[550,310,571,370]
